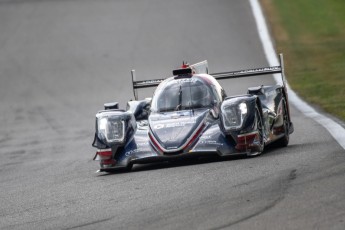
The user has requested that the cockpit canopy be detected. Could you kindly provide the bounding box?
[151,76,217,113]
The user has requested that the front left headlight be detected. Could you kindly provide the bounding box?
[221,101,248,131]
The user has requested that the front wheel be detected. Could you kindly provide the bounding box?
[126,163,133,171]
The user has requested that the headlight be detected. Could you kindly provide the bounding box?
[93,110,136,148]
[97,114,126,145]
[99,118,125,143]
[239,102,247,114]
[221,101,248,131]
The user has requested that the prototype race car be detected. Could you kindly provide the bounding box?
[92,54,293,172]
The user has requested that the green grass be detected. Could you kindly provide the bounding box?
[261,0,345,120]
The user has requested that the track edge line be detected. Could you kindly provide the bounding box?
[249,0,345,150]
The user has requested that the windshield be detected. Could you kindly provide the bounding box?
[151,78,214,112]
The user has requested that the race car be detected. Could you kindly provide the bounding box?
[92,54,294,172]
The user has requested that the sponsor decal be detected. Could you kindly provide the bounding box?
[199,140,224,146]
[136,142,148,147]
[167,146,178,150]
[237,66,281,75]
[153,121,196,129]
[166,121,195,128]
[215,66,281,78]
[125,148,150,157]
[200,135,212,140]
[154,124,165,130]
[175,78,197,83]
[138,79,164,85]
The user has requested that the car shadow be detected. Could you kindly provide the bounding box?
[96,143,295,176]
[97,154,248,176]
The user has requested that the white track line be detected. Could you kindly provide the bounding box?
[249,0,345,150]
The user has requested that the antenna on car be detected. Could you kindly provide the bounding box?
[181,61,189,69]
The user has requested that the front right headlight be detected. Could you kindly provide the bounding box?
[98,117,125,144]
[96,111,134,146]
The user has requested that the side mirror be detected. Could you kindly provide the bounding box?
[209,108,219,119]
[127,99,151,121]
[209,101,219,119]
[211,100,218,107]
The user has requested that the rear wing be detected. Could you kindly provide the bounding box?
[131,54,286,100]
[211,54,286,84]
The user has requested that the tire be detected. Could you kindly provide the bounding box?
[100,163,133,173]
[126,163,133,171]
[255,106,265,154]
[275,99,290,147]
[248,106,264,156]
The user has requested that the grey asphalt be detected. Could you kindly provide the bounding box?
[0,0,344,229]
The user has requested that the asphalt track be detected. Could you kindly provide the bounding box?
[0,0,344,229]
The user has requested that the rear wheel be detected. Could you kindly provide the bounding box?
[275,99,290,147]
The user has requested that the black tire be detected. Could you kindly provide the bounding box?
[248,106,264,156]
[255,106,265,154]
[124,162,133,172]
[100,163,133,173]
[275,99,290,147]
